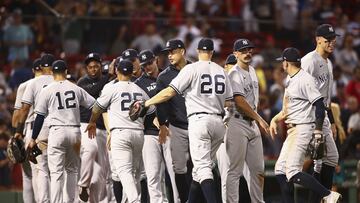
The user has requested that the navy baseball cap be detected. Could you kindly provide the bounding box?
[316,24,340,39]
[116,59,133,75]
[40,54,55,67]
[233,39,255,51]
[139,50,155,66]
[84,53,101,65]
[276,47,301,62]
[32,58,41,71]
[225,54,237,65]
[52,60,67,72]
[121,49,138,60]
[162,39,185,52]
[197,38,214,51]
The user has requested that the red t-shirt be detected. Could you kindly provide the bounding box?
[346,80,360,104]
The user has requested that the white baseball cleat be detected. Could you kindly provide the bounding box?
[323,191,342,203]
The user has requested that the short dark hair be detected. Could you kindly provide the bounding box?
[288,61,301,68]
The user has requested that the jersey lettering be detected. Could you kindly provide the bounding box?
[200,74,225,94]
[55,90,77,110]
[120,92,142,111]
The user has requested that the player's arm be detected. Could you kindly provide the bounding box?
[233,95,270,134]
[30,113,45,142]
[86,103,106,139]
[269,110,285,138]
[14,103,31,138]
[144,87,176,107]
[313,98,325,132]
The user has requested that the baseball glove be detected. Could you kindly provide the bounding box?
[7,137,27,163]
[27,145,42,164]
[307,131,326,160]
[129,100,147,121]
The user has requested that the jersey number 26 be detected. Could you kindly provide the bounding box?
[200,74,225,94]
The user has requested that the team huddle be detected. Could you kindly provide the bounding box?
[11,24,342,203]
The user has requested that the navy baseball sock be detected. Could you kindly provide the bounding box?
[308,171,322,203]
[276,174,295,203]
[187,180,202,203]
[141,179,149,203]
[175,173,189,203]
[291,172,330,198]
[321,164,335,189]
[113,181,123,203]
[200,179,218,203]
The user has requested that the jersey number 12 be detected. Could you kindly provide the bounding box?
[56,91,76,109]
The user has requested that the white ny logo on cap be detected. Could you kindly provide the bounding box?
[142,54,147,60]
[89,53,94,57]
[329,26,334,32]
[166,42,170,47]
[125,51,130,56]
[242,40,248,45]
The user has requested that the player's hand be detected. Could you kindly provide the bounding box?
[269,119,278,139]
[158,125,169,144]
[28,139,36,149]
[85,122,97,139]
[14,133,23,140]
[331,123,337,140]
[258,118,270,135]
[109,59,116,76]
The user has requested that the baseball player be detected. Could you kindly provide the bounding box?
[121,49,142,81]
[77,53,111,202]
[135,49,179,203]
[215,53,236,203]
[86,59,155,203]
[15,53,56,203]
[12,58,42,203]
[270,47,341,203]
[301,24,339,202]
[156,39,192,203]
[225,39,268,203]
[138,38,234,203]
[28,60,95,203]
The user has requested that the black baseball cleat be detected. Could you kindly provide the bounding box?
[79,187,89,202]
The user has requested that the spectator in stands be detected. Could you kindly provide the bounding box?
[131,23,165,51]
[341,96,359,133]
[345,67,360,104]
[260,35,282,69]
[110,25,129,56]
[274,0,299,42]
[335,34,359,84]
[176,15,200,42]
[269,66,286,112]
[62,2,87,55]
[0,132,11,190]
[8,59,32,89]
[3,9,33,62]
[347,11,360,55]
[348,106,360,134]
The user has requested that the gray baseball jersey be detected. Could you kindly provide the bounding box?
[301,50,333,107]
[22,75,54,107]
[228,64,259,111]
[22,75,54,126]
[283,69,322,124]
[96,81,155,131]
[14,79,34,123]
[169,60,233,116]
[35,80,95,126]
